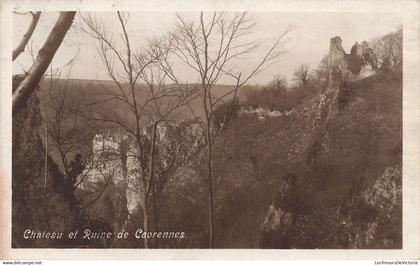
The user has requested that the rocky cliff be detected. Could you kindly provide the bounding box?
[254,36,402,248]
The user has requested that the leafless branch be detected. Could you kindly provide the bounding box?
[13,11,76,115]
[13,11,41,61]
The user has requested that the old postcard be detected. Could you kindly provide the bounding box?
[0,0,419,260]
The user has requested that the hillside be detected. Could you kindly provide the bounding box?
[39,78,247,123]
[209,71,402,248]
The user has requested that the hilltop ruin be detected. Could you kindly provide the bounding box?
[328,36,375,87]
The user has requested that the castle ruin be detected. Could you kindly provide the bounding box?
[328,36,375,87]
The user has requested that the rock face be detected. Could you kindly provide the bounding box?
[259,205,294,248]
[79,132,129,243]
[77,118,205,247]
[341,164,402,248]
[259,173,299,248]
[125,119,205,215]
[306,36,375,168]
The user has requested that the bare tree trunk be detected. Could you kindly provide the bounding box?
[206,119,214,248]
[13,12,41,61]
[143,201,150,248]
[12,11,76,115]
[143,121,158,248]
[40,87,49,227]
[152,184,159,248]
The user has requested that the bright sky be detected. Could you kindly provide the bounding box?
[13,12,401,86]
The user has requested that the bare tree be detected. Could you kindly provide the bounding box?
[370,28,402,73]
[293,64,310,89]
[23,38,88,222]
[13,11,41,61]
[13,11,76,115]
[171,12,292,248]
[81,12,200,248]
[267,75,290,129]
[270,74,288,92]
[39,64,105,211]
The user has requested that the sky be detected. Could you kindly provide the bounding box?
[13,12,401,86]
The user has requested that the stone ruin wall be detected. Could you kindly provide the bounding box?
[328,36,376,88]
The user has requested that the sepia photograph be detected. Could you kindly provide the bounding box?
[10,10,404,249]
[1,0,419,260]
